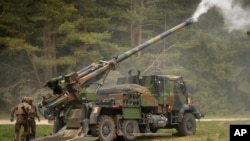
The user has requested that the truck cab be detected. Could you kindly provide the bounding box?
[117,75,193,113]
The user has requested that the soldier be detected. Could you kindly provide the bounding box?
[10,97,31,141]
[26,97,40,140]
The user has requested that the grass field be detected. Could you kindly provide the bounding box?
[0,124,53,141]
[1,120,250,141]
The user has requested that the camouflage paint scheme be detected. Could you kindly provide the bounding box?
[40,18,193,113]
[82,74,203,141]
[35,18,203,141]
[11,99,32,141]
[94,75,197,120]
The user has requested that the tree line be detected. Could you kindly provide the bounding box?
[0,0,249,116]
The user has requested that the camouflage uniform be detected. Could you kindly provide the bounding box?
[10,97,31,141]
[27,97,40,139]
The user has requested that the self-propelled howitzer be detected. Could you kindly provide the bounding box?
[38,18,194,137]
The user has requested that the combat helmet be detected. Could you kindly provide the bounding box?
[21,96,28,102]
[27,97,33,104]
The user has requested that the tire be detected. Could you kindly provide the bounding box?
[149,127,158,133]
[139,125,150,133]
[96,115,116,141]
[177,113,196,136]
[122,120,139,141]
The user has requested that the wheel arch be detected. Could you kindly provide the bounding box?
[179,104,202,119]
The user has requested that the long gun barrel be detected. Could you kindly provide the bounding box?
[74,18,193,86]
[41,18,193,110]
[116,18,193,63]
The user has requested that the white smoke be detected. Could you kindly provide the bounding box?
[192,0,250,32]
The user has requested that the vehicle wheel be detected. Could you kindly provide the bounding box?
[96,115,116,141]
[149,127,158,133]
[122,120,139,141]
[177,113,196,136]
[139,125,151,133]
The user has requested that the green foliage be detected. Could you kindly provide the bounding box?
[0,38,39,53]
[0,0,249,116]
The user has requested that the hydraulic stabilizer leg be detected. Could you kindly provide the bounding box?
[80,119,89,137]
[80,103,90,137]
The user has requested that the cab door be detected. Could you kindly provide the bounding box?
[157,77,174,113]
[172,78,188,110]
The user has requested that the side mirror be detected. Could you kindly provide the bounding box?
[178,80,187,94]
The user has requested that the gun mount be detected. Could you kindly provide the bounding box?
[40,17,193,108]
[36,18,201,141]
